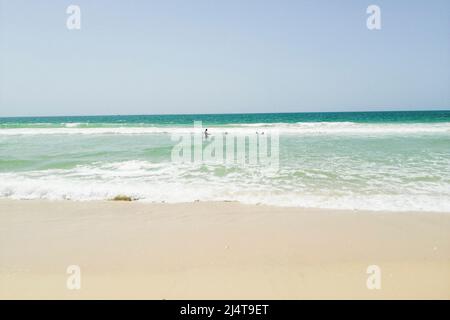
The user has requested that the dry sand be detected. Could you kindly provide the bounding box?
[0,199,449,299]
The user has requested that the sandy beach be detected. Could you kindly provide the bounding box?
[0,199,449,299]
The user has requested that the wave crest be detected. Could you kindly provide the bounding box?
[0,122,449,136]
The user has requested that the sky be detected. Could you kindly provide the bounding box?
[0,0,449,117]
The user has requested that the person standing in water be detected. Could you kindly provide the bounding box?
[204,128,209,138]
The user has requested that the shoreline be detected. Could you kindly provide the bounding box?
[1,199,449,299]
[1,198,449,214]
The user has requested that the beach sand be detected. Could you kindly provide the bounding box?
[0,199,449,299]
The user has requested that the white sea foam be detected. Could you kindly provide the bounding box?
[0,122,449,136]
[64,122,82,128]
[1,160,449,212]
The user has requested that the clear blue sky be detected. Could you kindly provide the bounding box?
[0,0,449,116]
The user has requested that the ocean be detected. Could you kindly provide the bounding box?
[0,110,449,212]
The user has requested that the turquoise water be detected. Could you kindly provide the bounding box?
[0,111,449,211]
[1,110,449,128]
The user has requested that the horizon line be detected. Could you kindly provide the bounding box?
[1,108,449,119]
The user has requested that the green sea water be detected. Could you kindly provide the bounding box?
[0,111,449,211]
[1,110,449,128]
